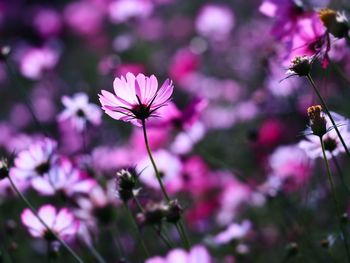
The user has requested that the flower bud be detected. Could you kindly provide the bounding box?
[165,200,183,224]
[319,9,349,38]
[143,202,167,225]
[0,46,10,61]
[0,159,9,180]
[5,219,17,236]
[307,105,327,137]
[286,242,298,257]
[288,56,312,76]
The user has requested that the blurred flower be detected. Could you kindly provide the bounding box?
[195,4,235,41]
[109,0,153,24]
[21,204,79,241]
[58,92,102,132]
[11,138,57,179]
[31,157,96,197]
[19,47,60,79]
[213,220,251,245]
[268,145,313,192]
[299,112,350,158]
[99,72,174,126]
[146,245,212,263]
[259,0,305,41]
[137,150,182,190]
[64,1,103,36]
[33,8,62,38]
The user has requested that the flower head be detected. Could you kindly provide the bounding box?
[99,72,173,126]
[287,55,312,76]
[21,204,79,241]
[307,105,327,137]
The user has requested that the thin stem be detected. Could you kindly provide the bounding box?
[132,194,173,249]
[320,137,350,262]
[331,154,350,196]
[124,204,150,258]
[141,119,191,249]
[307,74,350,158]
[141,119,170,201]
[7,174,84,263]
[86,243,106,263]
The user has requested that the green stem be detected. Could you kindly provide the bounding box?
[124,204,150,258]
[331,154,350,196]
[307,74,350,158]
[86,243,106,263]
[141,119,170,201]
[141,119,191,249]
[7,174,84,263]
[320,137,350,262]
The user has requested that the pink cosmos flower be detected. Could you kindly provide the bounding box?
[31,157,96,197]
[21,204,79,241]
[11,138,57,179]
[99,72,174,126]
[58,92,102,131]
[146,245,212,263]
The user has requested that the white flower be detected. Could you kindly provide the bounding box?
[58,92,102,131]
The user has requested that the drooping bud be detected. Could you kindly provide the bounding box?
[165,200,183,224]
[286,242,298,257]
[307,105,327,137]
[0,46,10,61]
[288,56,312,76]
[319,9,349,38]
[143,202,167,226]
[0,159,9,180]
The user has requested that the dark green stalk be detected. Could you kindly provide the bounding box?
[320,137,350,262]
[331,154,350,196]
[123,204,150,258]
[141,119,191,249]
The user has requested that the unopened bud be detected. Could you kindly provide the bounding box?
[144,202,167,225]
[165,200,183,224]
[0,46,10,61]
[307,105,327,137]
[0,159,9,180]
[5,219,17,236]
[319,9,349,38]
[286,242,298,257]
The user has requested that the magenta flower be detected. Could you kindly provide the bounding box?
[21,204,79,241]
[99,72,174,126]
